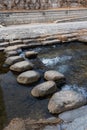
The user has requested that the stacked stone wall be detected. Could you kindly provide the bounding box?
[0,0,87,10]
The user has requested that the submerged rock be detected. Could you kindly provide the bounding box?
[25,51,38,59]
[3,118,26,130]
[48,90,87,114]
[10,61,34,72]
[31,81,57,97]
[59,105,87,122]
[17,70,40,84]
[5,56,24,65]
[44,70,65,82]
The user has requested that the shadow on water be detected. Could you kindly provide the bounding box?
[0,42,87,128]
[0,86,7,130]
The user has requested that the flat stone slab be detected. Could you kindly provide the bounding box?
[78,35,87,43]
[48,90,87,114]
[5,51,19,57]
[31,81,57,97]
[44,70,65,82]
[3,118,26,130]
[42,39,60,45]
[25,51,38,59]
[5,56,24,65]
[66,115,87,130]
[9,40,23,46]
[10,61,34,72]
[59,105,87,122]
[17,70,40,84]
[4,46,20,52]
[0,42,9,47]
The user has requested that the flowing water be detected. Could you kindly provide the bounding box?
[0,42,87,129]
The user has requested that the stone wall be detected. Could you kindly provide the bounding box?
[0,0,87,10]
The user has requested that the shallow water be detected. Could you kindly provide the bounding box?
[0,42,87,128]
[39,42,87,96]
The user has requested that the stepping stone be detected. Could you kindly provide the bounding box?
[10,61,34,72]
[17,70,40,84]
[25,51,38,59]
[5,56,24,66]
[59,105,87,122]
[44,70,65,82]
[5,51,19,57]
[48,90,86,114]
[0,42,9,47]
[31,81,57,97]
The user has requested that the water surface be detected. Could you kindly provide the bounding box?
[0,42,87,129]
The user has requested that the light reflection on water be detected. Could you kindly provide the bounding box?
[41,55,72,66]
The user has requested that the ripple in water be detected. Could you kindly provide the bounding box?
[41,55,72,66]
[62,84,87,98]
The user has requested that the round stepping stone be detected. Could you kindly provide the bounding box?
[10,61,34,72]
[25,51,38,59]
[5,56,24,66]
[48,90,87,114]
[31,81,57,97]
[44,70,65,81]
[17,70,40,84]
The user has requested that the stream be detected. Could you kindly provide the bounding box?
[0,41,87,129]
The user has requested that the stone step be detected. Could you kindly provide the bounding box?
[10,61,34,72]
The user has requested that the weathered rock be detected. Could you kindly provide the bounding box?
[48,90,87,114]
[31,81,57,97]
[9,40,23,46]
[42,39,60,45]
[17,70,40,84]
[10,61,34,72]
[5,56,24,65]
[5,51,18,57]
[25,51,38,59]
[3,118,26,130]
[44,70,65,82]
[4,46,20,52]
[66,115,87,130]
[0,42,9,47]
[78,36,87,43]
[59,105,87,122]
